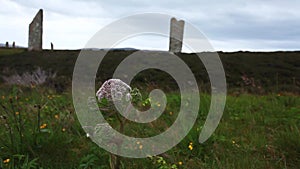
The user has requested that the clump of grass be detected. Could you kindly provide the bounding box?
[274,124,300,168]
[0,86,97,168]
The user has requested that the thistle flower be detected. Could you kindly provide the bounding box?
[96,79,132,101]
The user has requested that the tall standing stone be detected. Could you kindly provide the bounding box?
[169,17,185,53]
[28,9,43,51]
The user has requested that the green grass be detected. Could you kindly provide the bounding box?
[0,85,299,168]
[0,48,26,56]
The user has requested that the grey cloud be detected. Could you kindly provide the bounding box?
[12,0,108,17]
[1,0,300,51]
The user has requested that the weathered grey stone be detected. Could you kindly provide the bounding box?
[51,42,54,51]
[28,9,43,51]
[169,17,185,53]
[12,41,15,48]
[5,42,9,48]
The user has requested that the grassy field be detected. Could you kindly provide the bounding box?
[0,85,299,169]
[0,48,299,168]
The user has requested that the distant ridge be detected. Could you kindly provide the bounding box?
[82,47,137,51]
[0,43,25,48]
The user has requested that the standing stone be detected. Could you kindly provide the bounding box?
[169,17,185,53]
[51,42,54,51]
[5,42,9,48]
[12,41,15,48]
[28,9,43,51]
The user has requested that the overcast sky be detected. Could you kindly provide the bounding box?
[1,0,300,52]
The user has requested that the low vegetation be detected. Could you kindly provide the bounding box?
[0,48,299,168]
[0,48,299,93]
[0,85,299,168]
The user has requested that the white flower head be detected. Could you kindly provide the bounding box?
[96,79,132,101]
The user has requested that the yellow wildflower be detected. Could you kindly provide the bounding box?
[178,161,183,165]
[232,140,236,144]
[15,112,19,115]
[54,114,59,119]
[139,145,143,149]
[188,144,193,150]
[136,141,140,145]
[169,112,173,115]
[3,158,10,163]
[40,123,47,129]
[157,103,161,107]
[62,128,66,132]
